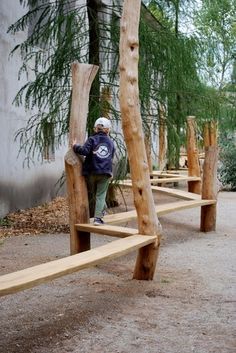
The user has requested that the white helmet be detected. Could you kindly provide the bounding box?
[94,117,111,129]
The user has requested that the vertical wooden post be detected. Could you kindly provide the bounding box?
[186,116,201,194]
[119,0,162,280]
[101,86,112,118]
[200,121,218,232]
[65,61,99,255]
[158,103,167,171]
[145,130,153,174]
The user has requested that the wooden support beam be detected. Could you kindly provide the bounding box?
[119,0,162,280]
[186,116,201,194]
[0,235,157,297]
[201,121,218,232]
[65,62,99,254]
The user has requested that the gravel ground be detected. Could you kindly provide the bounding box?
[0,191,235,353]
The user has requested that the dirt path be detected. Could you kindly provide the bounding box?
[0,191,235,353]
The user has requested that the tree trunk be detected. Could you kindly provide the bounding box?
[87,0,100,133]
[101,86,112,118]
[200,146,218,231]
[158,103,167,171]
[187,116,201,194]
[144,131,153,174]
[119,0,162,280]
[200,121,218,232]
[65,62,98,254]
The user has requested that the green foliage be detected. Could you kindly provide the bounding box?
[8,0,236,170]
[219,136,236,191]
[8,1,89,158]
[194,0,236,89]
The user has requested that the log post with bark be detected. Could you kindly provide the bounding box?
[144,129,153,174]
[65,61,98,255]
[200,121,218,232]
[158,103,167,171]
[119,0,162,280]
[186,116,201,194]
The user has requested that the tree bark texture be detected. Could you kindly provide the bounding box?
[101,86,112,118]
[158,103,167,171]
[119,0,162,280]
[144,132,153,174]
[186,116,201,194]
[203,121,218,148]
[87,0,100,133]
[200,121,218,232]
[65,62,98,254]
[200,146,218,231]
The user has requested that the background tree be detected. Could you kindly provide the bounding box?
[8,0,236,174]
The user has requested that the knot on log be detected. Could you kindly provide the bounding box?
[128,38,138,48]
[142,161,149,171]
[119,63,126,71]
[142,215,149,224]
[65,149,82,166]
[121,23,127,32]
[127,98,135,107]
[127,72,137,84]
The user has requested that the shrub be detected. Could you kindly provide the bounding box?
[219,142,236,191]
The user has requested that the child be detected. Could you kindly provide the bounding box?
[73,117,115,225]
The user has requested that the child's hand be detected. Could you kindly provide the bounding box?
[72,139,77,148]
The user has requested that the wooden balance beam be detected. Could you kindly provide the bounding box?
[0,234,156,297]
[150,171,187,177]
[119,181,200,200]
[75,224,139,238]
[123,176,201,184]
[150,176,201,183]
[76,199,216,228]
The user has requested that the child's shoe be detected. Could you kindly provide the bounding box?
[93,217,104,226]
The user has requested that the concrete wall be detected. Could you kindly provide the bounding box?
[0,1,67,217]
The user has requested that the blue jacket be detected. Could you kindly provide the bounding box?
[73,131,115,177]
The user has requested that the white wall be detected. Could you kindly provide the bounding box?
[0,1,67,217]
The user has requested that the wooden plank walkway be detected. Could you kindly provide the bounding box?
[75,224,138,237]
[80,199,216,226]
[150,171,187,177]
[120,181,200,200]
[0,234,157,297]
[150,176,201,183]
[122,176,201,184]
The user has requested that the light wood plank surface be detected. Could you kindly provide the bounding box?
[102,199,216,225]
[0,234,157,297]
[75,224,138,237]
[120,181,201,200]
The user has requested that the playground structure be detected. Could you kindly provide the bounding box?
[0,0,218,297]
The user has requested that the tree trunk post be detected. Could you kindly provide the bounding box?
[158,103,167,171]
[186,116,201,194]
[145,130,153,174]
[101,86,112,118]
[119,0,162,280]
[200,121,218,232]
[65,61,99,255]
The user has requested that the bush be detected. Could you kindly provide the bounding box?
[219,142,236,191]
